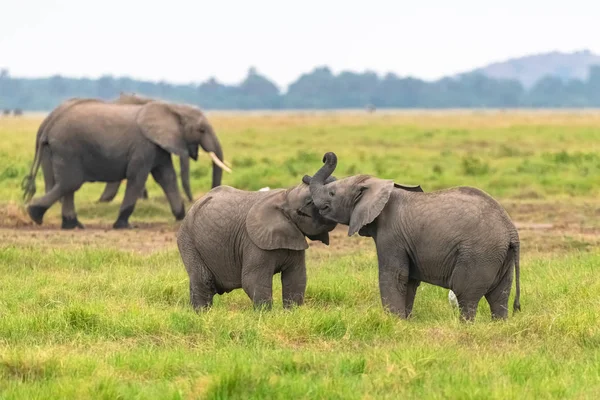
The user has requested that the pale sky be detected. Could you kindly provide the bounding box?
[0,0,597,90]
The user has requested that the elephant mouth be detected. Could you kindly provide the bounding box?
[319,204,331,216]
[297,209,312,218]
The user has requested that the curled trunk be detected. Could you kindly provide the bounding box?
[309,152,338,196]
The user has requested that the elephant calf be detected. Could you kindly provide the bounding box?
[307,152,521,322]
[177,177,338,310]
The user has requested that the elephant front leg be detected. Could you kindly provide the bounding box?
[377,250,410,319]
[405,279,421,318]
[113,170,150,229]
[242,264,275,311]
[281,254,307,309]
[151,162,185,221]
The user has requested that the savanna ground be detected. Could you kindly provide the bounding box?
[0,110,599,399]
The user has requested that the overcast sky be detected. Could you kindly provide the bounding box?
[0,0,597,89]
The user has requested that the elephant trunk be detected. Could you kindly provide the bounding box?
[210,140,224,189]
[309,152,338,196]
[199,130,226,189]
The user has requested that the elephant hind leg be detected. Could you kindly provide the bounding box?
[41,146,55,194]
[177,234,216,311]
[61,190,84,229]
[28,181,78,226]
[485,266,514,320]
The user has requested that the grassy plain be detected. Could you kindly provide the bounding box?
[0,110,599,399]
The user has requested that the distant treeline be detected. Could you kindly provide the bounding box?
[2,65,600,111]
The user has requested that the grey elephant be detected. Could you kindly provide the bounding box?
[177,176,338,311]
[22,97,230,229]
[307,152,521,321]
[96,92,226,203]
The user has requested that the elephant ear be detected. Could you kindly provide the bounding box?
[348,178,394,237]
[137,102,188,157]
[394,183,423,192]
[246,191,309,251]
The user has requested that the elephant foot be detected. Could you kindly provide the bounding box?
[113,220,133,229]
[27,205,47,225]
[97,196,113,203]
[62,216,85,230]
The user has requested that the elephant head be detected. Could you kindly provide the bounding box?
[245,176,338,251]
[136,102,231,190]
[308,152,422,236]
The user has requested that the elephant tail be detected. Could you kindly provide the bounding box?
[21,131,45,203]
[511,240,521,313]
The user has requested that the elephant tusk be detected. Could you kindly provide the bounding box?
[208,152,232,173]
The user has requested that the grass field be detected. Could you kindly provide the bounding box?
[0,110,599,398]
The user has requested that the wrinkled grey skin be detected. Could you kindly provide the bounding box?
[98,93,196,203]
[22,98,225,229]
[308,152,521,322]
[177,177,338,311]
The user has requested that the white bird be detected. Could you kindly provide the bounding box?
[258,187,270,191]
[448,290,459,308]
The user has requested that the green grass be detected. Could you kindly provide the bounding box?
[1,110,599,398]
[1,246,599,398]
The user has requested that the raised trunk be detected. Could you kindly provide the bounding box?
[309,152,337,196]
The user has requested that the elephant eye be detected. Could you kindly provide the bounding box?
[328,191,335,197]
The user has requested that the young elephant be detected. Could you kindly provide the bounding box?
[307,152,521,322]
[176,177,338,311]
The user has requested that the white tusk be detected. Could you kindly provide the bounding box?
[208,152,232,173]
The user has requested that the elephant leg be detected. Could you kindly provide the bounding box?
[405,279,421,318]
[61,190,84,229]
[485,266,514,320]
[41,146,55,194]
[28,156,83,227]
[179,156,193,202]
[150,162,185,221]
[281,254,307,309]
[140,186,149,199]
[113,172,149,229]
[242,264,275,310]
[376,246,410,318]
[177,235,216,311]
[98,181,121,203]
[452,258,497,322]
[27,185,66,225]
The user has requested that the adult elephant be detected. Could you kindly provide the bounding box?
[101,93,231,202]
[22,99,231,229]
[307,152,521,322]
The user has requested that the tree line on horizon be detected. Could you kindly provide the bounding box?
[2,65,600,111]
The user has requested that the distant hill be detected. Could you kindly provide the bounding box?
[464,50,600,88]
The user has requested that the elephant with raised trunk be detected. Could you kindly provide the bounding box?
[307,152,521,322]
[22,98,230,229]
[177,176,338,311]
